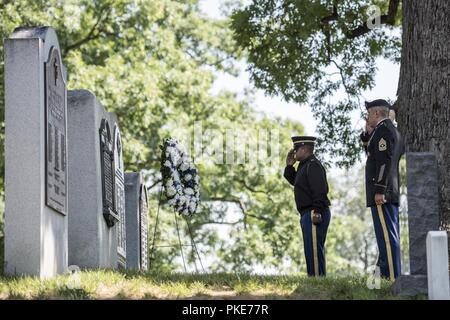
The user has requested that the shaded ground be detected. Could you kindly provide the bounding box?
[0,270,426,300]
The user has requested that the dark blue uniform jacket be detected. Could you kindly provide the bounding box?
[284,155,330,215]
[365,119,405,207]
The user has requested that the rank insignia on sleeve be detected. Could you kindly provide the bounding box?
[379,138,387,151]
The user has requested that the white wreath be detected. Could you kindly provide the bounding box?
[160,138,200,216]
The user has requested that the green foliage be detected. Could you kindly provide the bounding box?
[327,166,377,275]
[0,1,407,276]
[231,0,402,166]
[0,0,306,273]
[328,163,409,276]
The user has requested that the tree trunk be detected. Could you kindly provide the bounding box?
[397,0,450,230]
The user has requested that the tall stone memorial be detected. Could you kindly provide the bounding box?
[110,113,127,268]
[67,90,118,268]
[4,27,68,278]
[124,172,149,270]
[392,152,449,295]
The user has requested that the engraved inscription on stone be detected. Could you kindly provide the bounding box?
[139,185,149,270]
[100,119,119,227]
[113,126,127,267]
[45,47,67,215]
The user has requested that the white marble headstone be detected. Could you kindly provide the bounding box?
[427,231,450,300]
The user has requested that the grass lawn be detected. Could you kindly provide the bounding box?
[0,270,426,300]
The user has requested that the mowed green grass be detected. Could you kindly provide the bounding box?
[0,270,426,300]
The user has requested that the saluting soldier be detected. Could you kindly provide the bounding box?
[361,102,399,154]
[364,99,405,280]
[284,136,331,276]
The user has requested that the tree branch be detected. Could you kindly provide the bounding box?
[147,179,162,191]
[234,177,275,204]
[345,0,400,39]
[321,4,338,24]
[64,4,111,55]
[198,220,242,226]
[206,196,271,223]
[235,178,265,195]
[320,2,339,62]
[330,59,353,101]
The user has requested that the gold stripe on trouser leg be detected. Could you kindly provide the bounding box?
[311,211,319,276]
[376,205,395,281]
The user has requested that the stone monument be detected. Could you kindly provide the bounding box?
[392,152,449,296]
[67,90,118,268]
[124,172,149,270]
[4,27,68,278]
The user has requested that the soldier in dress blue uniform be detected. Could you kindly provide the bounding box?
[364,99,405,280]
[361,101,399,154]
[284,136,331,276]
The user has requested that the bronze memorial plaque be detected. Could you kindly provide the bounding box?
[100,119,119,227]
[45,47,67,215]
[113,126,127,268]
[139,185,149,270]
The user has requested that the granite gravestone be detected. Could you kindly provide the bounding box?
[392,152,449,296]
[67,90,118,268]
[124,172,149,270]
[4,27,68,278]
[110,114,127,269]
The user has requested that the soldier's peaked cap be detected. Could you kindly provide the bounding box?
[365,99,391,110]
[291,136,316,148]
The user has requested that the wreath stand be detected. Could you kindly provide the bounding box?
[148,188,205,273]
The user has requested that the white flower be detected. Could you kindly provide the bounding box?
[162,137,200,215]
[166,186,176,197]
[180,163,190,172]
[178,195,186,205]
[166,146,175,154]
[178,146,186,155]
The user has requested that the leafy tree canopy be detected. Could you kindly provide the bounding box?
[231,0,402,166]
[0,0,397,274]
